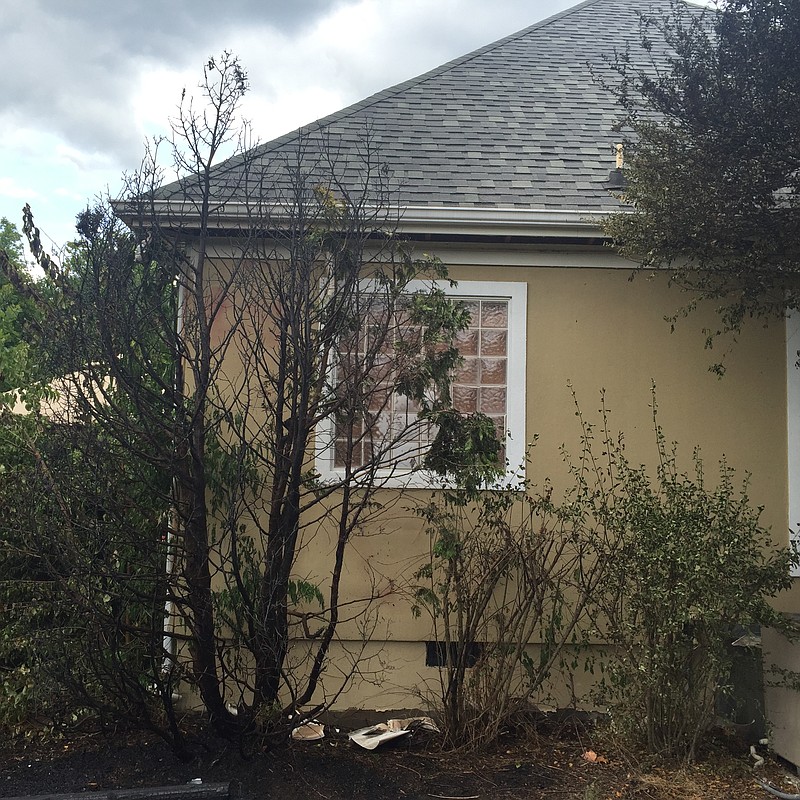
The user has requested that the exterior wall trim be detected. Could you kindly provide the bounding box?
[121,200,619,242]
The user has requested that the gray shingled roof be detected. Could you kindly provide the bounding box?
[162,0,698,217]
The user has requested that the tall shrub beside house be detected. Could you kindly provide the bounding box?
[1,218,172,739]
[571,392,797,760]
[2,54,500,751]
[414,436,609,750]
[415,388,798,757]
[0,415,169,737]
[413,485,602,749]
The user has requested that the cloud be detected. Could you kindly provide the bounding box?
[1,0,574,169]
[0,0,577,246]
[0,176,41,201]
[0,0,351,168]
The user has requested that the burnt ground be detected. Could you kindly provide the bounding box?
[0,720,797,800]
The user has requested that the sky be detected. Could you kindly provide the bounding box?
[0,0,580,253]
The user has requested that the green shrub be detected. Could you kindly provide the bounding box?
[416,386,798,758]
[567,389,798,760]
[0,411,170,739]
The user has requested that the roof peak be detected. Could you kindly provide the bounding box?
[255,0,682,156]
[166,0,699,218]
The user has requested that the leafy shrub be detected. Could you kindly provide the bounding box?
[416,387,797,758]
[0,411,170,740]
[415,440,604,749]
[567,389,798,760]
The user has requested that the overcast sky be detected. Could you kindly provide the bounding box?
[0,0,580,251]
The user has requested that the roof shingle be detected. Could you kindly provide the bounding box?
[165,0,700,217]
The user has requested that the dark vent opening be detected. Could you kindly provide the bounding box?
[425,640,483,668]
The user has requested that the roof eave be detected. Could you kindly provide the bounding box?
[117,200,617,242]
[396,205,613,240]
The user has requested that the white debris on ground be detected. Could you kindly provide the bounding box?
[347,717,440,750]
[291,721,325,741]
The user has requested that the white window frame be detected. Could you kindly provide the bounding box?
[786,310,800,576]
[315,280,527,488]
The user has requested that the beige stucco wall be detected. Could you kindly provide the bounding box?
[205,240,799,717]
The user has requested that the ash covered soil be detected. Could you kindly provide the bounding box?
[0,722,793,800]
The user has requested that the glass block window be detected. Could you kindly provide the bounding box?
[452,299,509,457]
[319,281,526,487]
[332,306,435,471]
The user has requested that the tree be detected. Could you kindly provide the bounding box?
[0,218,36,397]
[0,217,171,741]
[4,54,498,750]
[0,218,24,265]
[604,0,800,359]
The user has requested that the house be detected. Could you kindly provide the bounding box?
[148,0,800,760]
